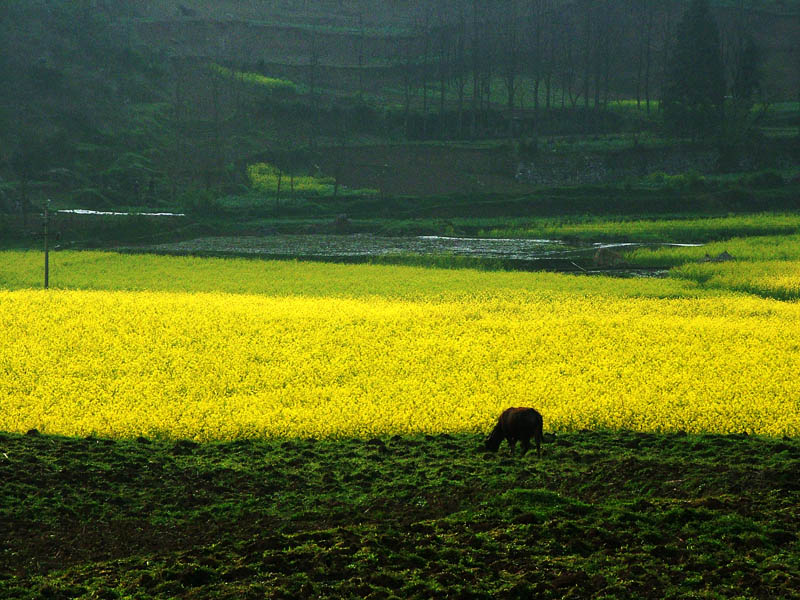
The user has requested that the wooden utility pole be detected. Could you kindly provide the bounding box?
[43,198,50,289]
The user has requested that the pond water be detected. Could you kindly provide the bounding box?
[146,234,573,259]
[140,234,700,276]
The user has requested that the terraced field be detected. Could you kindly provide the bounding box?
[2,430,799,599]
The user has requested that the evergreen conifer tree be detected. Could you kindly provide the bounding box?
[662,0,726,140]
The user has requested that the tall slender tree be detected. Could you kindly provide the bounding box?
[730,35,761,109]
[634,0,656,113]
[307,25,320,148]
[726,0,762,111]
[501,0,520,137]
[453,4,468,137]
[662,0,725,140]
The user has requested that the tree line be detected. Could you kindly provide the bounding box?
[376,0,768,140]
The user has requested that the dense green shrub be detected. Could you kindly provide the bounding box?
[744,170,785,188]
[645,171,706,190]
[180,189,222,216]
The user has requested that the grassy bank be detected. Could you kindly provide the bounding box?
[2,430,798,599]
[0,250,702,298]
[624,233,800,300]
[4,176,799,254]
[480,213,800,244]
[208,177,800,224]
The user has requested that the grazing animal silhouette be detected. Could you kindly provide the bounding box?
[485,407,543,457]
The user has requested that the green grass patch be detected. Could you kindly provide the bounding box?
[1,430,798,599]
[482,212,800,244]
[628,232,800,266]
[0,250,706,300]
[624,231,800,300]
[210,63,296,94]
[246,162,378,198]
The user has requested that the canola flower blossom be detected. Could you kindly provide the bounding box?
[1,289,798,440]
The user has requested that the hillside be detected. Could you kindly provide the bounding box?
[134,0,800,99]
[1,0,798,215]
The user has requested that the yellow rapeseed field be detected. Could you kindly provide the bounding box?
[1,288,798,439]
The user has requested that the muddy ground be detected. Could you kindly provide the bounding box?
[1,430,798,599]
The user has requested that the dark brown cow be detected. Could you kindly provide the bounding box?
[485,407,543,457]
